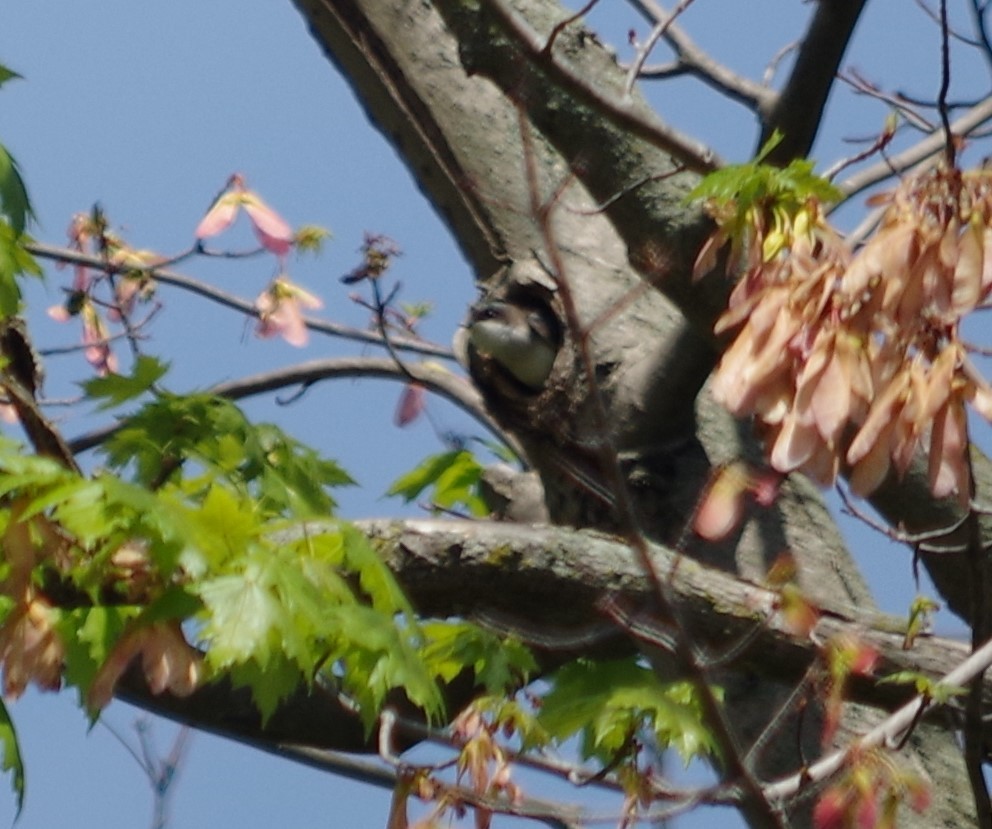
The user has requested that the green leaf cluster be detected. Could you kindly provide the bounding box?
[0,701,22,818]
[538,658,720,766]
[688,133,841,240]
[387,449,488,516]
[100,389,353,517]
[0,63,39,322]
[188,513,444,726]
[81,354,169,410]
[420,621,536,695]
[0,422,446,731]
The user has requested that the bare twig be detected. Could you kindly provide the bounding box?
[624,0,697,96]
[838,95,992,198]
[102,718,190,829]
[838,69,935,132]
[762,635,992,805]
[836,483,969,553]
[913,0,983,47]
[25,242,454,361]
[627,0,774,112]
[937,0,957,165]
[762,41,799,87]
[968,0,992,74]
[541,0,600,55]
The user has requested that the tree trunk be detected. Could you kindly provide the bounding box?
[258,0,978,823]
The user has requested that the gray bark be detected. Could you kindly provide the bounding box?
[120,0,985,824]
[293,0,978,824]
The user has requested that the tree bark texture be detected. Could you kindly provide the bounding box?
[124,0,986,824]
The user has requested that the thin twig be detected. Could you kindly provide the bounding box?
[968,0,992,74]
[25,242,455,361]
[762,634,992,804]
[835,483,969,551]
[937,0,957,165]
[838,95,992,198]
[627,0,774,112]
[624,0,697,96]
[67,355,521,458]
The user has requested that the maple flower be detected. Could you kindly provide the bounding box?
[81,301,118,376]
[195,173,294,256]
[813,750,930,829]
[0,594,65,698]
[704,162,992,502]
[64,212,94,293]
[47,298,119,375]
[88,621,201,710]
[395,383,426,427]
[693,463,750,541]
[255,276,323,347]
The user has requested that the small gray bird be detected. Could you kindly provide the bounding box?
[467,300,557,389]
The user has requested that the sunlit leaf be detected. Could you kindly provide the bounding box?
[0,145,31,236]
[539,658,719,765]
[0,699,24,818]
[387,449,486,515]
[80,355,169,410]
[420,621,535,693]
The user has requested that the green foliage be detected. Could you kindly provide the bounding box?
[0,224,40,319]
[387,449,487,516]
[80,355,169,410]
[0,65,22,89]
[878,671,967,704]
[182,500,444,724]
[690,133,840,209]
[0,426,446,731]
[57,606,140,702]
[420,620,536,694]
[0,700,23,818]
[0,145,31,238]
[538,658,720,765]
[99,392,353,516]
[688,132,841,237]
[0,66,40,321]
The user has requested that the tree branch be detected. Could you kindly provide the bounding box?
[476,0,719,173]
[760,0,868,163]
[67,356,520,458]
[628,0,775,113]
[26,241,454,361]
[114,517,989,765]
[837,94,992,198]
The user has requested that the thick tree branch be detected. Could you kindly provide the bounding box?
[114,517,987,761]
[759,0,868,163]
[477,0,720,173]
[361,519,976,708]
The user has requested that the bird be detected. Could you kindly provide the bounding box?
[466,299,558,390]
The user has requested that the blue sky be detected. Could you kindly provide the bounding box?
[0,1,984,827]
